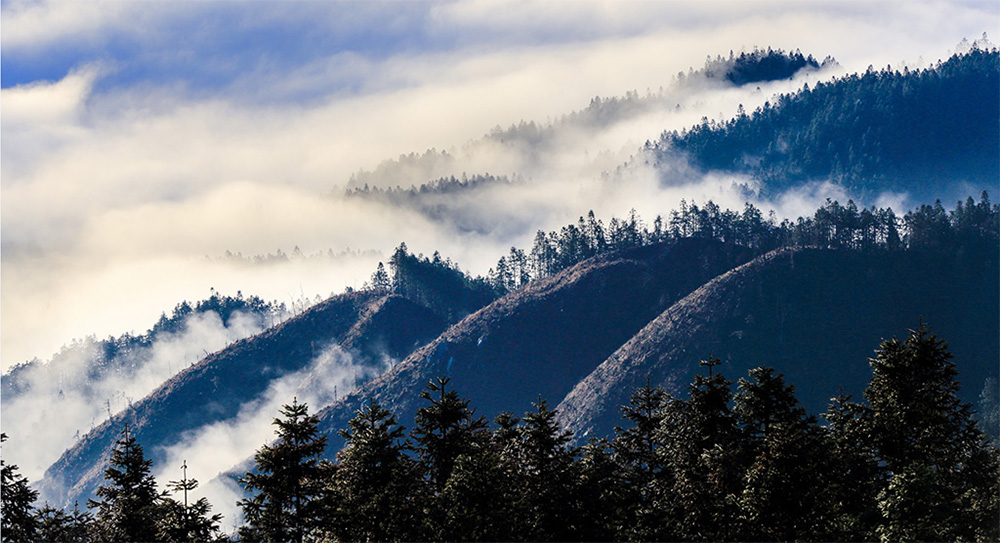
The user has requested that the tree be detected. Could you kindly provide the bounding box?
[576,438,628,542]
[436,426,519,541]
[370,262,391,291]
[822,392,881,541]
[733,367,834,541]
[159,460,224,542]
[34,502,93,543]
[513,397,582,542]
[1,433,39,543]
[612,380,668,541]
[864,324,1000,541]
[87,425,166,543]
[412,377,488,491]
[655,356,743,541]
[239,398,327,543]
[323,398,424,542]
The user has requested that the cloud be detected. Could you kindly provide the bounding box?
[153,343,386,530]
[0,1,138,50]
[0,310,273,482]
[2,0,996,405]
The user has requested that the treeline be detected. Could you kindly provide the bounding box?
[208,247,380,267]
[659,45,999,194]
[1,291,285,399]
[366,193,997,305]
[5,325,996,541]
[365,243,496,323]
[345,174,514,202]
[503,192,997,293]
[701,47,828,86]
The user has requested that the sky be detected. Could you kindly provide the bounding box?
[2,0,999,513]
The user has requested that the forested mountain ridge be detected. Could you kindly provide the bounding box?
[557,242,999,441]
[1,292,283,401]
[653,46,999,199]
[32,192,1000,512]
[341,48,831,210]
[313,238,757,453]
[37,291,446,507]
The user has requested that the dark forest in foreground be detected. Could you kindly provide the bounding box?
[4,325,998,542]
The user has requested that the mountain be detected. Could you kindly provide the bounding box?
[313,239,756,451]
[19,46,1000,521]
[653,46,999,200]
[38,291,445,506]
[556,243,999,441]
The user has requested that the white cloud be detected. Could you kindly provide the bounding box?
[0,310,272,482]
[153,343,385,530]
[0,0,135,50]
[2,0,996,391]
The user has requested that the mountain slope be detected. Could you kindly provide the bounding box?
[314,239,756,450]
[656,47,999,200]
[556,244,999,440]
[38,291,445,506]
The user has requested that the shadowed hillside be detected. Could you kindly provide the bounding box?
[557,244,999,441]
[314,239,756,451]
[38,291,445,507]
[656,46,999,199]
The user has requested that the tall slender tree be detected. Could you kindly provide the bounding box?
[864,324,1000,541]
[324,398,424,542]
[159,460,224,542]
[87,425,166,543]
[1,433,39,543]
[239,398,327,543]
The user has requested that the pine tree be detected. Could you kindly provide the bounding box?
[822,392,881,541]
[576,438,628,541]
[159,460,224,542]
[412,377,488,491]
[411,377,492,540]
[370,262,391,291]
[733,366,834,541]
[34,502,93,543]
[436,429,519,542]
[513,397,582,542]
[324,398,424,542]
[239,398,327,543]
[1,433,39,543]
[612,379,669,541]
[655,356,743,541]
[864,324,1000,541]
[87,425,166,543]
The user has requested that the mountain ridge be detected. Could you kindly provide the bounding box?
[557,243,999,441]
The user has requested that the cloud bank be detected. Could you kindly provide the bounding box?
[1,310,272,481]
[152,343,386,530]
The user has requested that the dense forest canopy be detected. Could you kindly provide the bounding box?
[364,192,997,302]
[4,326,997,542]
[656,46,999,198]
[702,47,829,85]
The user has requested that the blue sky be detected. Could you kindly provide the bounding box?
[14,1,986,102]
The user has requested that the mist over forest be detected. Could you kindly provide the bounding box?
[2,1,999,541]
